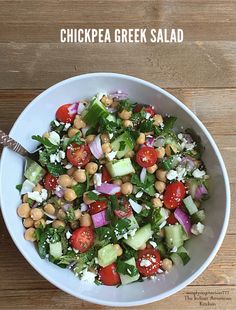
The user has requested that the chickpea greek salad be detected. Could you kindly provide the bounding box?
[16,91,209,286]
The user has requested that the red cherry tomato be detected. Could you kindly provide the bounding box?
[134,104,156,117]
[70,227,94,253]
[102,167,111,183]
[66,143,91,167]
[56,104,76,123]
[114,200,133,218]
[163,181,186,209]
[136,146,158,168]
[89,199,108,215]
[99,263,121,286]
[44,173,58,190]
[136,248,161,277]
[167,212,178,225]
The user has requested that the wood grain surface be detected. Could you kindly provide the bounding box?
[0,1,235,309]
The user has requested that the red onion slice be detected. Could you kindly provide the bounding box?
[91,210,109,228]
[95,183,121,195]
[140,168,147,183]
[146,137,154,147]
[54,187,65,198]
[174,208,192,235]
[109,90,128,100]
[68,103,79,116]
[88,135,103,159]
[129,199,142,214]
[195,184,208,200]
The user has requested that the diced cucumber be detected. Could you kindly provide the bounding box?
[119,257,140,285]
[164,133,181,152]
[156,243,167,258]
[191,210,206,223]
[164,224,184,249]
[98,244,117,267]
[111,132,134,159]
[124,224,153,250]
[24,158,46,184]
[49,242,62,258]
[81,97,109,126]
[183,195,198,215]
[170,246,190,265]
[182,227,190,241]
[106,158,135,177]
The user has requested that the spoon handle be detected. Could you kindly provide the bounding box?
[0,130,28,157]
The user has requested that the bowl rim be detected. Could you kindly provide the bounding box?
[0,72,231,307]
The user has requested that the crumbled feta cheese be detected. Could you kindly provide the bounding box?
[128,229,137,237]
[50,150,65,163]
[65,163,73,169]
[191,222,205,235]
[73,248,79,253]
[54,120,60,127]
[192,169,206,178]
[155,193,160,198]
[64,123,71,131]
[80,203,88,212]
[185,142,195,151]
[66,231,72,239]
[59,150,65,159]
[140,259,152,267]
[170,246,178,253]
[166,170,178,180]
[149,241,157,248]
[145,112,151,119]
[150,275,157,280]
[95,257,99,264]
[177,133,183,140]
[21,179,35,195]
[135,191,143,198]
[176,166,187,181]
[48,131,60,145]
[157,268,164,273]
[93,173,102,187]
[159,220,167,229]
[122,233,128,239]
[108,133,114,139]
[50,154,57,163]
[27,189,48,203]
[41,189,48,200]
[106,151,117,161]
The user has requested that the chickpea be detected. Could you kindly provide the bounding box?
[85,162,98,175]
[70,220,79,230]
[102,143,112,154]
[147,164,158,174]
[17,203,30,218]
[52,220,66,229]
[118,109,132,120]
[161,258,173,272]
[73,116,86,129]
[101,95,113,107]
[155,181,166,193]
[113,179,122,186]
[111,101,119,109]
[33,183,43,192]
[73,169,86,183]
[124,150,134,158]
[22,194,28,203]
[136,133,145,145]
[68,127,79,138]
[156,147,165,159]
[58,174,73,188]
[34,218,46,228]
[165,144,178,156]
[44,203,55,215]
[67,166,77,176]
[74,209,82,220]
[121,175,131,182]
[57,209,66,220]
[156,169,167,182]
[153,114,163,126]
[101,133,110,144]
[23,217,34,228]
[83,192,95,205]
[86,134,96,144]
[80,213,92,227]
[30,208,44,221]
[114,244,123,256]
[64,188,77,202]
[24,227,36,241]
[151,197,163,208]
[71,179,77,186]
[121,182,133,195]
[138,243,147,250]
[123,120,133,128]
[43,132,49,139]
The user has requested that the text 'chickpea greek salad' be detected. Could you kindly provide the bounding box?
[16,91,209,286]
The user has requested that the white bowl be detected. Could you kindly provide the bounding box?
[0,73,230,307]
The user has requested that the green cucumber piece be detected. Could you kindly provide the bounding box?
[124,224,153,250]
[106,158,135,177]
[191,210,206,223]
[24,159,46,184]
[164,224,184,249]
[183,195,198,215]
[164,133,181,152]
[170,246,190,265]
[116,214,139,240]
[156,243,167,257]
[98,244,117,267]
[111,132,134,159]
[119,257,140,285]
[81,97,109,126]
[49,242,62,258]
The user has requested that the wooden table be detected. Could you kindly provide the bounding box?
[0,1,235,309]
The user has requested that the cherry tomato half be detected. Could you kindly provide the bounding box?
[44,173,58,190]
[102,167,111,183]
[56,104,76,123]
[136,248,161,277]
[89,199,108,215]
[134,104,156,117]
[70,227,94,253]
[99,263,121,286]
[163,181,186,209]
[114,200,133,218]
[136,146,158,168]
[167,212,178,225]
[66,143,91,167]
